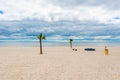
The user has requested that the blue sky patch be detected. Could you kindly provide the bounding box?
[114,16,120,20]
[0,10,4,14]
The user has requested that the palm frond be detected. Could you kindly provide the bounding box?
[40,33,42,37]
[42,36,46,40]
[70,39,73,42]
[37,36,41,40]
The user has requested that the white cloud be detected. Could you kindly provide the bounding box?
[114,36,120,39]
[49,0,120,10]
[0,35,8,38]
[0,20,120,40]
[0,0,120,24]
[94,36,112,39]
[0,0,120,41]
[47,35,65,39]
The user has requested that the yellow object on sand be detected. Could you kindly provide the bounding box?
[105,49,108,55]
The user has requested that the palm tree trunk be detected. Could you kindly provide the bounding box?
[40,39,42,54]
[70,42,72,48]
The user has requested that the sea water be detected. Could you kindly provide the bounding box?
[0,39,120,47]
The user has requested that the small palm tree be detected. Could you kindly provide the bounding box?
[37,33,46,54]
[69,39,73,48]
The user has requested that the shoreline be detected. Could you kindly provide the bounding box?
[1,45,120,47]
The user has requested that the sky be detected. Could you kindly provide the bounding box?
[0,0,120,41]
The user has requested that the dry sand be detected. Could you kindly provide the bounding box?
[0,46,120,80]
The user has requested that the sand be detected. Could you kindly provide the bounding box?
[0,46,120,80]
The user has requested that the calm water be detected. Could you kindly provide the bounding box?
[0,39,120,47]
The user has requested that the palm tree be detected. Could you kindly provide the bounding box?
[37,33,46,54]
[69,39,73,48]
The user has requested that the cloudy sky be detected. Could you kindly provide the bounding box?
[0,0,120,41]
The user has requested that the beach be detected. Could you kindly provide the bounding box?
[0,46,120,80]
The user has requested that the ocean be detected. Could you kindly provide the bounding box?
[0,39,120,47]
